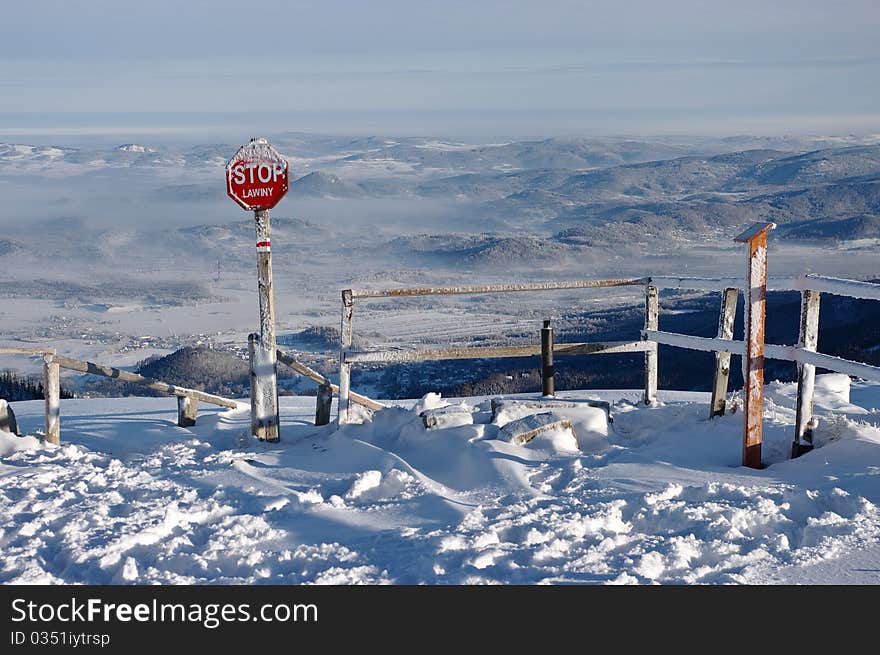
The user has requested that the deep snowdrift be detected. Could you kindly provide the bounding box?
[2,375,879,584]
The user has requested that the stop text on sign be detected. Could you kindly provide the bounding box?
[226,138,290,211]
[231,162,286,185]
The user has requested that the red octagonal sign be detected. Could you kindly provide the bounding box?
[226,137,290,211]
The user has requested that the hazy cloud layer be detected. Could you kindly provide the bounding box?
[1,1,879,135]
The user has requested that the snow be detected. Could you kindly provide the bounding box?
[1,377,880,585]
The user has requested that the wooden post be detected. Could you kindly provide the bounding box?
[177,395,199,428]
[541,319,555,397]
[337,289,354,427]
[643,285,659,405]
[315,383,333,426]
[248,333,279,439]
[43,354,60,445]
[793,289,821,457]
[253,208,280,441]
[709,287,739,418]
[735,222,775,469]
[0,399,18,435]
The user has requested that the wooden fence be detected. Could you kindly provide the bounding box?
[0,344,385,444]
[337,278,659,425]
[3,274,877,455]
[0,348,240,445]
[336,274,880,460]
[645,273,880,457]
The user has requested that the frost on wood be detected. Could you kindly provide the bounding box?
[0,399,19,435]
[739,229,771,468]
[254,209,276,347]
[794,289,821,448]
[500,412,576,446]
[350,278,647,299]
[251,340,277,422]
[44,356,60,446]
[491,398,612,424]
[710,288,739,418]
[421,405,475,430]
[249,334,279,439]
[747,244,767,359]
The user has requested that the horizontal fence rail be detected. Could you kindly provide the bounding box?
[51,355,240,409]
[344,340,650,364]
[645,272,879,460]
[275,348,385,412]
[643,330,880,383]
[350,278,649,299]
[762,345,880,382]
[0,347,57,355]
[0,349,242,445]
[649,274,880,299]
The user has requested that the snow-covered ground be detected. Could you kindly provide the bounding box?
[2,374,880,585]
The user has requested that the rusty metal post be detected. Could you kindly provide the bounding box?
[793,289,821,457]
[337,289,354,427]
[734,222,775,468]
[709,287,739,418]
[643,285,659,405]
[541,319,554,397]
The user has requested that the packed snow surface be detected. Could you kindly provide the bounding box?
[2,377,880,585]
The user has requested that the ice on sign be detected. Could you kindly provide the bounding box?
[226,138,290,211]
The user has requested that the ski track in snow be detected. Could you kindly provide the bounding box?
[1,378,880,585]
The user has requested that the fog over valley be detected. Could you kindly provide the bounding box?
[1,132,878,396]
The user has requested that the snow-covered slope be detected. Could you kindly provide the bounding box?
[2,376,879,585]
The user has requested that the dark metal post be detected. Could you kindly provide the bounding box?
[315,383,333,426]
[541,319,555,397]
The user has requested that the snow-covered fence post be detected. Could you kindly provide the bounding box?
[43,354,60,445]
[735,222,775,469]
[541,319,555,397]
[337,289,354,427]
[315,383,333,426]
[177,395,199,428]
[0,399,18,435]
[709,287,739,418]
[643,285,659,405]
[793,289,821,457]
[249,333,279,440]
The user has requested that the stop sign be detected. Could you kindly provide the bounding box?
[226,138,290,211]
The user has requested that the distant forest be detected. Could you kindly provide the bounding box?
[0,370,74,402]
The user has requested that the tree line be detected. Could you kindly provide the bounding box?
[0,370,73,401]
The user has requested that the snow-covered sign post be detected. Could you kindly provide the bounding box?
[734,222,776,468]
[226,138,290,442]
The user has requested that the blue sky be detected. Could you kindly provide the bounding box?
[2,1,879,136]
